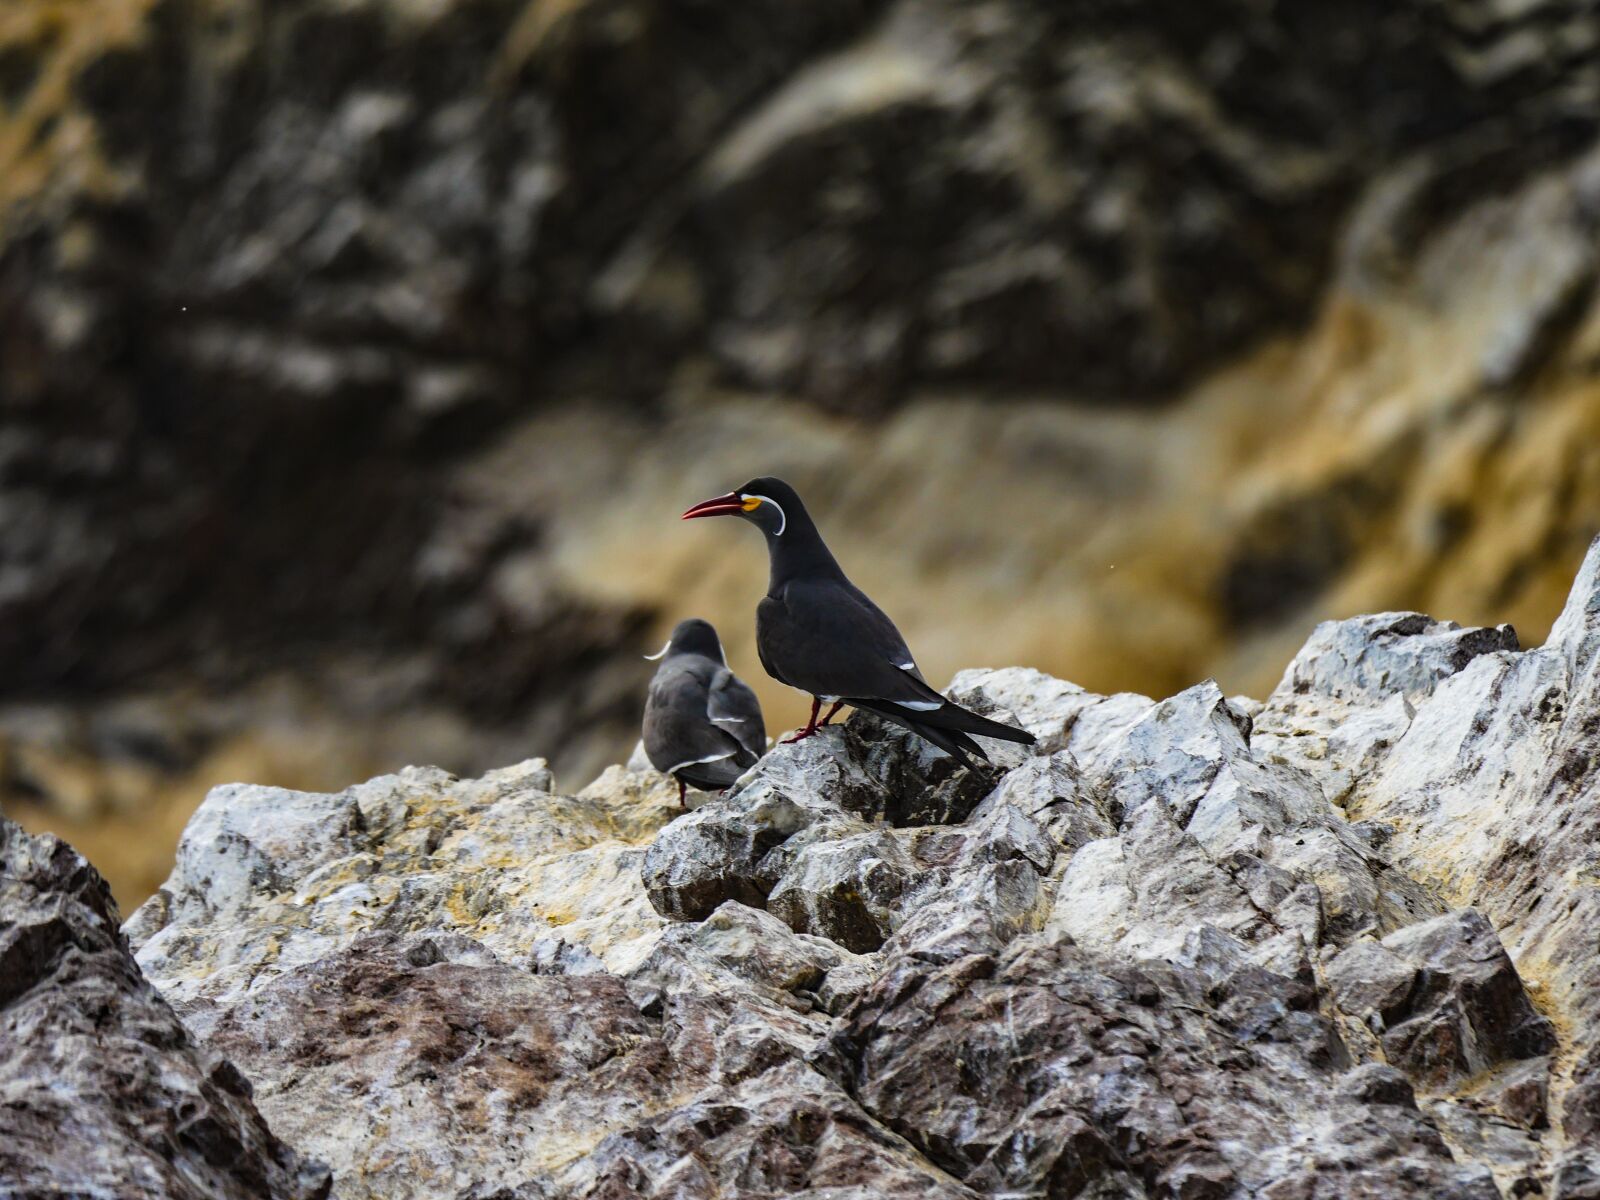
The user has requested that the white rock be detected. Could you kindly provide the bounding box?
[127,757,681,1005]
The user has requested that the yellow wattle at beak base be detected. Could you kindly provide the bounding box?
[740,496,762,512]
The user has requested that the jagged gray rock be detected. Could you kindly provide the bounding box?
[626,899,868,1019]
[1253,613,1521,806]
[0,820,329,1200]
[816,937,1500,1200]
[5,533,1588,1197]
[1335,541,1600,1195]
[643,696,1044,952]
[766,828,914,953]
[1327,909,1555,1089]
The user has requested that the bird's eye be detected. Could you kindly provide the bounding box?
[740,495,762,512]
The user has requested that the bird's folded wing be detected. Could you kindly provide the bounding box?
[862,663,950,710]
[707,669,767,763]
[646,669,745,775]
[660,723,742,775]
[766,579,947,707]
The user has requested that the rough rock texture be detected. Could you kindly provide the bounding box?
[52,535,1597,1197]
[6,0,1600,912]
[125,757,678,1006]
[195,933,680,1200]
[1327,909,1555,1089]
[818,942,1500,1200]
[0,818,329,1200]
[119,754,971,1198]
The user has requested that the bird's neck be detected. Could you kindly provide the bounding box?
[764,523,847,594]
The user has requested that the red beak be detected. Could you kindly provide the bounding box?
[682,492,745,520]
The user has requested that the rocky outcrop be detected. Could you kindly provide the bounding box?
[6,0,1600,912]
[0,819,329,1200]
[125,758,678,1006]
[32,535,1582,1196]
[819,941,1497,1200]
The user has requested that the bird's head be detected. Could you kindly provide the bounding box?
[681,476,800,539]
[644,617,726,663]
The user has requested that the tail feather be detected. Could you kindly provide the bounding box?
[886,697,1034,745]
[847,698,990,770]
[937,702,1035,745]
[884,667,1036,746]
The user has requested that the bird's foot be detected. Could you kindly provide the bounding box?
[781,697,827,744]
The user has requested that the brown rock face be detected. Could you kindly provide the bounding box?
[1328,910,1556,1090]
[189,932,684,1200]
[0,818,329,1200]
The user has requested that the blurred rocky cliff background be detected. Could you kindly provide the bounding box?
[3,0,1599,907]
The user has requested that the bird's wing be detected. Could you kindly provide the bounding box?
[759,578,945,707]
[643,663,745,777]
[757,580,1034,755]
[707,668,766,765]
[756,595,793,688]
[839,579,921,672]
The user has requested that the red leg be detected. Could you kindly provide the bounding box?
[818,701,844,727]
[781,696,823,744]
[677,778,686,808]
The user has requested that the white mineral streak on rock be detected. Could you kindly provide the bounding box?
[108,536,1600,1198]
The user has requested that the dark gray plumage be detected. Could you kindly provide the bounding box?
[642,618,766,806]
[682,477,1036,769]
